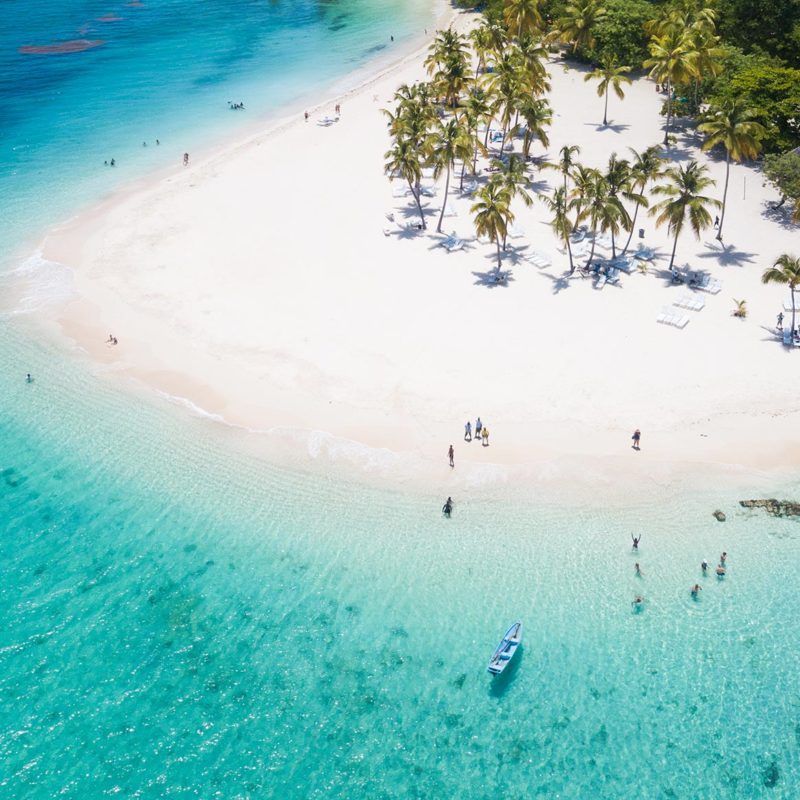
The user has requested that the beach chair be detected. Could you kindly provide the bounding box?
[391,185,409,198]
[508,224,524,239]
[443,202,457,218]
[634,245,655,261]
[783,329,793,346]
[610,254,634,273]
[594,233,613,250]
[595,273,607,290]
[783,291,799,311]
[447,239,465,252]
[606,268,621,285]
[419,185,437,197]
[462,180,478,195]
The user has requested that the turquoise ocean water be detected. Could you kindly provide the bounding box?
[2,1,800,797]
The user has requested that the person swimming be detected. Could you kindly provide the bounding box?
[442,497,453,518]
[26,373,32,383]
[632,595,644,610]
[691,584,702,597]
[716,564,726,576]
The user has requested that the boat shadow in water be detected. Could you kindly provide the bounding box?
[487,645,524,699]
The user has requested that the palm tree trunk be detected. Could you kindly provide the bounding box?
[495,239,502,272]
[663,78,672,145]
[437,162,452,233]
[717,152,730,241]
[611,228,616,259]
[409,179,426,230]
[571,202,583,233]
[668,227,680,270]
[585,235,597,271]
[567,235,575,275]
[603,85,609,126]
[472,138,479,173]
[460,158,466,191]
[622,196,642,255]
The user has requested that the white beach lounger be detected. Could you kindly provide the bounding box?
[392,185,410,198]
[508,224,524,239]
[419,185,437,197]
[594,233,613,249]
[446,239,465,252]
[634,246,655,261]
[610,255,635,273]
[675,294,705,311]
[443,202,457,218]
[595,274,607,290]
[525,250,552,268]
[462,180,478,195]
[658,307,690,328]
[783,291,799,311]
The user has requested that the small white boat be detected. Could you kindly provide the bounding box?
[487,622,522,675]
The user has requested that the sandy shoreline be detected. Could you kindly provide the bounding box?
[31,5,800,490]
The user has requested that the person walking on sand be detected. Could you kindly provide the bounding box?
[448,444,454,468]
[481,427,489,446]
[632,429,641,450]
[183,152,189,167]
[777,312,784,330]
[475,417,482,439]
[464,421,472,442]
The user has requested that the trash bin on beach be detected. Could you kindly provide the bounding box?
[638,228,644,239]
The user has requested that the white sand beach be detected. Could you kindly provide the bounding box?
[39,8,800,486]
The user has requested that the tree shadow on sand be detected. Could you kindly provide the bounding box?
[472,269,515,288]
[761,201,800,232]
[584,121,631,134]
[696,241,758,267]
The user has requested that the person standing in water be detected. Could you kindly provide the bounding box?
[635,562,642,576]
[183,153,189,167]
[701,560,708,574]
[448,444,454,468]
[691,584,702,597]
[26,373,32,383]
[631,534,641,551]
[442,497,453,517]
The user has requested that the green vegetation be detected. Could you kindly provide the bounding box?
[763,151,800,222]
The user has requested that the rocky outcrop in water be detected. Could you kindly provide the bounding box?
[739,499,800,518]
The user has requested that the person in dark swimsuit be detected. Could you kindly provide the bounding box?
[442,497,453,517]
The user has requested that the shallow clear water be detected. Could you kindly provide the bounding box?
[0,0,433,262]
[1,0,800,796]
[1,325,799,798]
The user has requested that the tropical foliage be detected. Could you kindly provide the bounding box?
[762,254,800,340]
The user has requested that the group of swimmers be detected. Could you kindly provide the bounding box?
[632,537,728,609]
[227,101,245,110]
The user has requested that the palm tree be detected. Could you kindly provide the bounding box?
[604,153,633,256]
[459,89,490,180]
[584,56,632,126]
[650,160,719,271]
[644,29,696,145]
[469,23,496,79]
[484,48,526,155]
[430,117,474,233]
[493,155,533,248]
[622,145,665,254]
[554,0,607,53]
[556,144,580,194]
[762,254,800,340]
[543,187,576,273]
[569,164,600,232]
[518,96,551,159]
[472,182,514,272]
[504,0,542,38]
[698,100,766,241]
[384,138,425,229]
